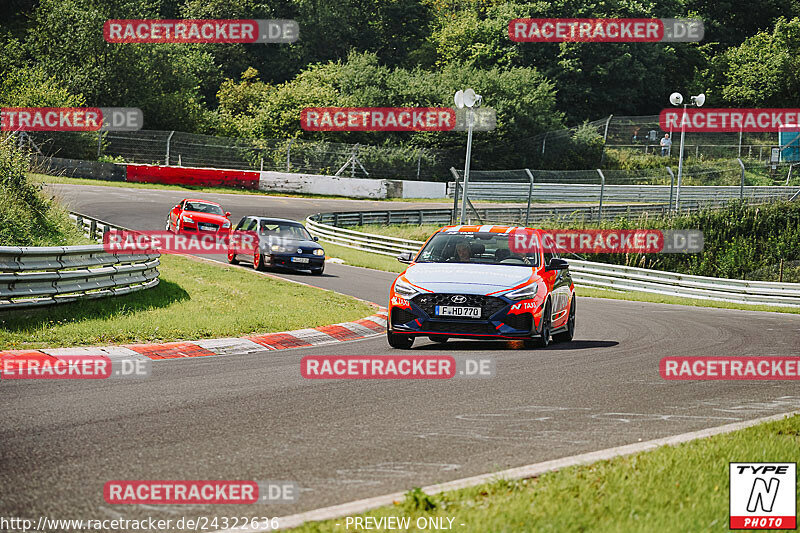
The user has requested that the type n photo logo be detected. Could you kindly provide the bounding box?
[730,463,797,530]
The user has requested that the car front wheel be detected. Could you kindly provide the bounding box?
[387,330,414,349]
[525,301,551,348]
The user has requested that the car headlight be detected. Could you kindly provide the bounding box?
[270,244,283,252]
[222,222,231,229]
[181,215,194,223]
[393,279,419,299]
[313,249,325,256]
[505,283,538,301]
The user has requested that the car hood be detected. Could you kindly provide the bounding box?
[259,237,321,250]
[403,263,534,295]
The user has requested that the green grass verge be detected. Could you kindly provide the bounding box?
[577,286,800,314]
[288,413,800,532]
[0,254,373,349]
[321,241,800,314]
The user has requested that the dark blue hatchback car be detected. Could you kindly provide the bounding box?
[227,217,325,275]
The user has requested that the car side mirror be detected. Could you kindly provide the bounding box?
[225,212,231,217]
[313,236,319,242]
[545,258,569,272]
[397,252,413,263]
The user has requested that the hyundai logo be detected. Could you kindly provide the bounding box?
[451,295,467,304]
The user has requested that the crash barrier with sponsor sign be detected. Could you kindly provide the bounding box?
[0,214,160,310]
[305,212,800,308]
[31,157,446,199]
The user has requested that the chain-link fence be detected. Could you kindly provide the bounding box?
[28,130,462,181]
[24,114,795,181]
[604,115,777,160]
[450,160,800,224]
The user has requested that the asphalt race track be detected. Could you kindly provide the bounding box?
[2,183,799,524]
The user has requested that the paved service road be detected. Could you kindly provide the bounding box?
[2,183,799,526]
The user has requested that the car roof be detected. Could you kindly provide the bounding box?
[247,217,303,225]
[183,199,222,206]
[436,225,538,234]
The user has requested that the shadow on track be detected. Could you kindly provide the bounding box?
[409,339,619,351]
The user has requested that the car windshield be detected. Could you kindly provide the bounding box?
[259,222,312,240]
[415,231,540,267]
[184,202,224,215]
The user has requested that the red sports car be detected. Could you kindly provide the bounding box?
[166,199,231,234]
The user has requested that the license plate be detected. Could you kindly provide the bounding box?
[198,223,217,231]
[291,257,310,263]
[435,306,481,318]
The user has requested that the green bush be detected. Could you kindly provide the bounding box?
[0,142,85,246]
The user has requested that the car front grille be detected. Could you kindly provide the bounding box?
[422,321,497,335]
[504,312,532,331]
[412,293,507,319]
[391,307,416,326]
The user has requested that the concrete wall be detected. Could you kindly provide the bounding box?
[400,180,447,198]
[32,156,126,181]
[258,171,392,199]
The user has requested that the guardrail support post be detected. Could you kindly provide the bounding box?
[737,158,745,200]
[666,166,675,214]
[90,220,97,241]
[596,169,605,221]
[598,114,613,166]
[287,139,293,171]
[524,168,535,226]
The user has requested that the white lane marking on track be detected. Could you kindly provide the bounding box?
[213,410,800,532]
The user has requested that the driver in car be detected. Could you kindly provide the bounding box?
[452,242,471,262]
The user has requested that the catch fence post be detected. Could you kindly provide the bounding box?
[596,169,606,222]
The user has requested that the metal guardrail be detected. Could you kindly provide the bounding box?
[310,200,746,228]
[305,213,800,308]
[446,182,800,203]
[0,214,160,309]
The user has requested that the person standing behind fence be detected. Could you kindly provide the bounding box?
[660,133,672,156]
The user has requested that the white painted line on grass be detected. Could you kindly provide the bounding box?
[216,410,800,532]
